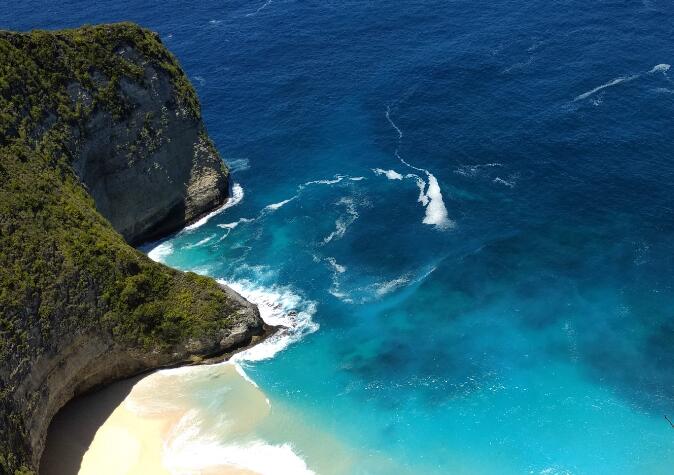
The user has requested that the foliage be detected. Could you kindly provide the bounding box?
[0,23,237,473]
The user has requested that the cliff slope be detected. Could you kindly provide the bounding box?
[0,23,264,474]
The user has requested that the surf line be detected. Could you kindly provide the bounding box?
[383,105,454,230]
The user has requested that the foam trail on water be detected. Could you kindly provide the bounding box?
[219,279,319,363]
[322,197,359,244]
[183,183,244,231]
[574,74,640,101]
[409,174,429,206]
[319,256,352,302]
[246,0,273,16]
[385,105,403,139]
[649,63,670,74]
[575,64,670,102]
[370,265,437,300]
[216,218,255,242]
[218,218,255,230]
[264,195,297,212]
[373,168,403,180]
[183,234,216,249]
[374,275,411,297]
[384,107,453,230]
[493,176,516,188]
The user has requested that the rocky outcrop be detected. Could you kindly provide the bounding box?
[70,46,229,244]
[0,23,265,475]
[21,295,266,473]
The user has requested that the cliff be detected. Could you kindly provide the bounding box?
[0,23,265,474]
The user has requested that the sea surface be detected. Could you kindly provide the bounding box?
[5,1,674,473]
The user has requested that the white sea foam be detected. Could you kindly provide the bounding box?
[324,257,352,302]
[374,275,411,297]
[264,196,297,211]
[219,279,319,362]
[574,63,670,102]
[421,173,452,229]
[493,176,516,188]
[183,183,244,231]
[385,105,403,139]
[246,0,273,17]
[165,419,314,475]
[649,63,671,74]
[215,218,255,242]
[325,257,346,274]
[382,105,454,230]
[405,171,452,229]
[303,176,344,186]
[183,234,216,249]
[322,197,359,244]
[574,74,639,101]
[364,265,436,302]
[372,168,403,180]
[218,218,254,230]
[147,241,174,263]
[408,174,429,206]
[301,174,365,188]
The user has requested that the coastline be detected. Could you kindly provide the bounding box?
[42,365,265,475]
[39,259,325,475]
[39,312,279,475]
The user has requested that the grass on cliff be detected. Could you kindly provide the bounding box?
[0,23,238,474]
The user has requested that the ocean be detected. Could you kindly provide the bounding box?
[5,0,674,473]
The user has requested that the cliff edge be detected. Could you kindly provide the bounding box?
[0,23,265,474]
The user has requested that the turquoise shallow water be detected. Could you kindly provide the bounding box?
[6,0,674,473]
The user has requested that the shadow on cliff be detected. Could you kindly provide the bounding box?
[39,375,144,475]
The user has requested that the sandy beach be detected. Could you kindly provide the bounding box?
[41,365,262,475]
[78,402,257,475]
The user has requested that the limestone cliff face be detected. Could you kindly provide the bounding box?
[69,44,229,244]
[0,24,266,475]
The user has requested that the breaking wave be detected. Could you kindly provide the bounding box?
[147,241,174,263]
[183,183,244,231]
[219,279,319,363]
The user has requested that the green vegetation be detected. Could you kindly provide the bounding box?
[0,24,240,474]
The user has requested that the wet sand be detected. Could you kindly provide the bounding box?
[40,367,259,475]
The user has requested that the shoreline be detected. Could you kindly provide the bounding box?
[43,365,265,475]
[39,300,279,474]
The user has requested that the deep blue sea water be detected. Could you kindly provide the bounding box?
[5,1,674,473]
